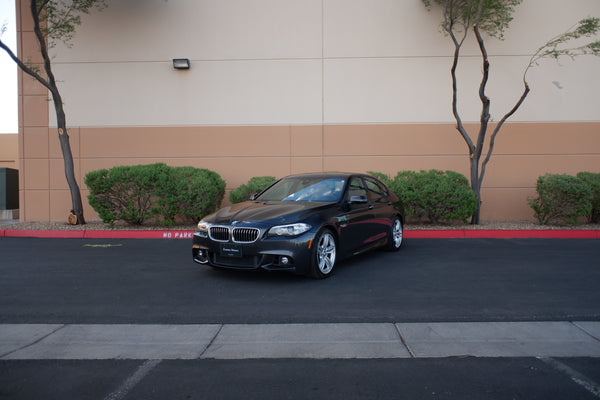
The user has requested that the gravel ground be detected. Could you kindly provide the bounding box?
[1,219,599,231]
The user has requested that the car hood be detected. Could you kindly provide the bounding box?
[204,201,331,225]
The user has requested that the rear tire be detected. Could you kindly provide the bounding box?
[385,216,403,251]
[309,229,337,279]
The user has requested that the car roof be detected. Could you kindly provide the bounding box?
[280,172,369,180]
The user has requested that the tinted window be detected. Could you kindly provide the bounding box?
[346,177,367,201]
[364,177,387,201]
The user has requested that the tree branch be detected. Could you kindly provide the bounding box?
[474,23,491,161]
[36,0,51,17]
[480,81,530,183]
[0,38,53,91]
[448,29,475,153]
[30,0,63,109]
[525,17,600,81]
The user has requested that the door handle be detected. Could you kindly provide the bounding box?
[368,205,374,210]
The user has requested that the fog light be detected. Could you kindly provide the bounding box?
[280,256,290,265]
[194,248,209,264]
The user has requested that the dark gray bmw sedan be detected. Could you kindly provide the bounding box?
[193,172,404,278]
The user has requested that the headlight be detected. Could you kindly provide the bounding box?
[268,223,311,237]
[196,222,209,238]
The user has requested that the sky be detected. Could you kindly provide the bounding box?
[0,0,18,134]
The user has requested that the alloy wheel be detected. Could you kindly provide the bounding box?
[392,218,403,248]
[317,231,336,274]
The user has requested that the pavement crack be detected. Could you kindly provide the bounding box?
[0,324,67,359]
[394,323,415,358]
[198,324,224,359]
[572,321,600,342]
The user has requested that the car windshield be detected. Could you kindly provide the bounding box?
[256,176,346,202]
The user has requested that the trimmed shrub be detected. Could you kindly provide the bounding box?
[229,176,277,204]
[155,166,225,225]
[85,163,225,226]
[576,172,600,223]
[85,163,168,226]
[528,173,592,225]
[395,170,477,224]
[370,170,477,224]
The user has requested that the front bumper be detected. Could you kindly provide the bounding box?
[192,231,314,274]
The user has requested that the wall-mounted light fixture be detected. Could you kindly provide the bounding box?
[172,58,190,70]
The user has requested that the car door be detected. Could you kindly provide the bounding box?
[364,176,394,240]
[338,176,378,255]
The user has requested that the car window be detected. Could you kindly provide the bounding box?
[257,177,346,202]
[346,177,367,201]
[364,177,387,201]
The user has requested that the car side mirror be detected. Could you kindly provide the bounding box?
[349,195,368,204]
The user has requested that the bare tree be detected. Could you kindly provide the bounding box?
[0,0,107,224]
[423,0,600,224]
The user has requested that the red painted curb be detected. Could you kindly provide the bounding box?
[463,229,599,239]
[0,229,196,239]
[2,229,599,239]
[404,229,599,239]
[83,230,195,239]
[2,229,85,238]
[403,230,465,239]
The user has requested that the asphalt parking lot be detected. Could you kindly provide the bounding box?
[2,357,600,400]
[1,237,599,399]
[1,237,599,324]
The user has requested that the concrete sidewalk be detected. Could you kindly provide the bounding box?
[2,321,599,360]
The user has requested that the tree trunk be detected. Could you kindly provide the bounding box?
[470,156,482,225]
[31,0,86,224]
[56,125,86,225]
[51,90,85,224]
[470,23,491,225]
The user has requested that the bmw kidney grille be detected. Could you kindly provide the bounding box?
[209,226,259,243]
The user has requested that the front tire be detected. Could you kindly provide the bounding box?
[386,216,403,251]
[309,229,337,279]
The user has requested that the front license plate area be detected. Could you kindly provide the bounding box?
[221,243,243,258]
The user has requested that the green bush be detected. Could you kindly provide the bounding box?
[370,170,477,224]
[154,166,225,225]
[85,163,225,226]
[398,170,477,224]
[229,176,277,204]
[85,163,167,226]
[528,173,593,225]
[576,172,600,223]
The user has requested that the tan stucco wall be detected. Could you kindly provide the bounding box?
[16,122,600,222]
[0,135,18,170]
[15,0,600,222]
[47,1,600,127]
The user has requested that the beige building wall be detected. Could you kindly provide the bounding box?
[15,0,600,222]
[0,135,18,170]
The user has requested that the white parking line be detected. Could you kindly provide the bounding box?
[104,359,162,400]
[538,357,600,398]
